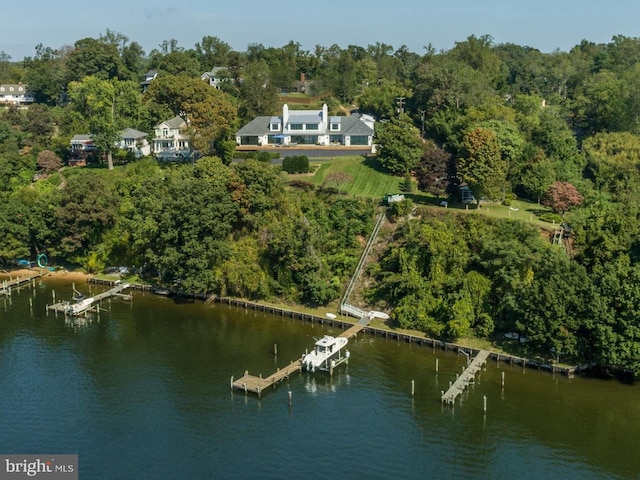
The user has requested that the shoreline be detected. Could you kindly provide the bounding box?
[2,270,592,378]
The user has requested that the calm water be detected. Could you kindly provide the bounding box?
[0,279,639,479]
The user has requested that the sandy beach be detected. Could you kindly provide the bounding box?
[0,268,93,282]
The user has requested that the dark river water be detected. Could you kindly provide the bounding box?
[0,279,639,479]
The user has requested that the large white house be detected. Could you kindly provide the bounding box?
[235,104,375,148]
[153,116,191,160]
[0,84,34,105]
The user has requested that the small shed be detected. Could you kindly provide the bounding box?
[384,194,405,205]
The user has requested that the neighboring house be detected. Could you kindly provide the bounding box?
[153,116,191,160]
[0,84,34,105]
[69,129,151,165]
[141,70,158,91]
[236,104,375,148]
[69,134,96,166]
[201,67,227,89]
[118,128,151,158]
[280,73,313,94]
[70,134,96,153]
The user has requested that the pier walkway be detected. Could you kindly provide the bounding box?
[47,283,131,316]
[0,272,43,295]
[441,350,490,405]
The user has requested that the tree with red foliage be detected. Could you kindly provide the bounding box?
[36,150,62,175]
[542,181,583,216]
[414,141,454,199]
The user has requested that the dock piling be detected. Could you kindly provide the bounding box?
[436,358,439,372]
[483,395,487,413]
[411,379,415,397]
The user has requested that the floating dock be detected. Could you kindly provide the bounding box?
[47,283,132,316]
[441,349,490,405]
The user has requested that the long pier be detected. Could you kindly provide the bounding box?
[441,350,490,405]
[0,272,43,295]
[47,283,132,316]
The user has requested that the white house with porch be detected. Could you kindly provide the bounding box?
[235,104,375,149]
[153,116,191,160]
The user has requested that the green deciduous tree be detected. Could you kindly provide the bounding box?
[456,127,506,203]
[374,114,424,174]
[68,76,143,169]
[238,60,279,121]
[66,37,125,83]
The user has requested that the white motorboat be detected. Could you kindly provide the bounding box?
[65,297,95,316]
[302,335,349,372]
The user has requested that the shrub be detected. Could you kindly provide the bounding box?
[282,155,309,174]
[257,151,272,163]
[538,212,563,224]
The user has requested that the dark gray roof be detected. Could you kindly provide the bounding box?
[341,114,374,136]
[236,116,272,136]
[120,128,148,139]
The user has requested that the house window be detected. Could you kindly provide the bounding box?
[270,123,280,131]
[330,135,343,144]
[291,135,318,145]
[305,123,318,130]
[289,123,303,131]
[350,135,369,146]
[330,123,340,131]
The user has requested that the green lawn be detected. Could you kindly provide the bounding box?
[290,155,423,199]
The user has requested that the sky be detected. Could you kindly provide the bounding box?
[2,0,639,60]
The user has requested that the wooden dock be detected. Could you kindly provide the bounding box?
[338,313,373,338]
[47,283,131,315]
[232,358,303,396]
[0,272,43,295]
[441,350,490,405]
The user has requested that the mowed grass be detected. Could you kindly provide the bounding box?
[291,155,411,199]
